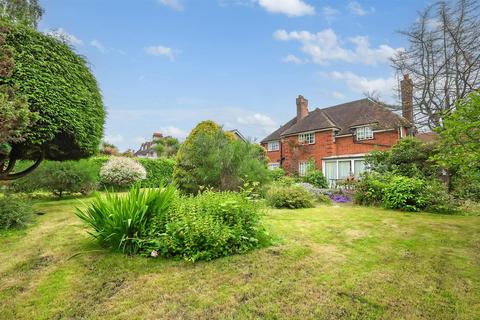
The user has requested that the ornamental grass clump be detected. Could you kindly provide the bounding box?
[99,157,147,189]
[75,185,176,255]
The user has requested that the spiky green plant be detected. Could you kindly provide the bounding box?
[76,185,176,254]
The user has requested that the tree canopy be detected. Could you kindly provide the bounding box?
[0,20,105,180]
[435,90,480,176]
[0,0,43,28]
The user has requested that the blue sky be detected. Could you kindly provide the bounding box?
[39,0,431,151]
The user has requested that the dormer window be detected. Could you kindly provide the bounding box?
[298,132,315,144]
[356,126,373,140]
[267,140,280,151]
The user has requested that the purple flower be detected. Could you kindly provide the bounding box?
[330,194,350,203]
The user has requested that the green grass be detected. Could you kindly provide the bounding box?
[1,199,479,319]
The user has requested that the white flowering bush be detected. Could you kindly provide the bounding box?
[100,157,147,188]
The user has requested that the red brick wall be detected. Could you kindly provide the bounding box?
[264,128,405,174]
[334,130,400,155]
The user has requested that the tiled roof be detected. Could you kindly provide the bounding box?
[261,98,412,142]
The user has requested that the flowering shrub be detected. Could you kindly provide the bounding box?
[99,157,147,189]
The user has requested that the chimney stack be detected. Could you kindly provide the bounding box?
[296,95,309,122]
[400,74,413,123]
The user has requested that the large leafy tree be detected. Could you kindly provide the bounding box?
[435,90,480,177]
[0,0,43,28]
[0,20,105,180]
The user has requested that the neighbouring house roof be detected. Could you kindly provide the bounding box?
[261,98,412,143]
[134,140,157,157]
[227,129,248,142]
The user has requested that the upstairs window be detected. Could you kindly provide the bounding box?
[298,132,315,144]
[356,126,373,140]
[267,140,280,151]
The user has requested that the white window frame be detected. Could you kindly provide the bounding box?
[298,161,309,177]
[298,132,315,144]
[356,126,374,141]
[268,162,280,170]
[267,140,280,152]
[322,158,368,187]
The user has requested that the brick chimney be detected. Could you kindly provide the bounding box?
[296,95,309,122]
[400,74,413,123]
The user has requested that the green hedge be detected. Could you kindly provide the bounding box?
[79,156,174,188]
[9,157,175,193]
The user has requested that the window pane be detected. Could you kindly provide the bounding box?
[324,161,337,186]
[354,160,366,177]
[338,161,351,179]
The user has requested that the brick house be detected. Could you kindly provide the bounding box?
[260,75,414,185]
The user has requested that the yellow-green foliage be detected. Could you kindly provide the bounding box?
[0,20,105,161]
[174,120,269,194]
[173,121,222,193]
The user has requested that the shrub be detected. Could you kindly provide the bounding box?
[75,186,177,255]
[99,157,147,189]
[366,138,438,179]
[354,173,389,206]
[9,160,98,197]
[150,191,268,261]
[316,193,332,204]
[269,168,286,181]
[38,161,97,197]
[174,121,269,194]
[137,158,175,188]
[423,180,458,214]
[0,196,33,229]
[302,169,328,188]
[266,185,314,209]
[382,176,428,212]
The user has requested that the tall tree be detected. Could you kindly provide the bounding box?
[0,20,105,181]
[392,0,480,130]
[0,0,43,28]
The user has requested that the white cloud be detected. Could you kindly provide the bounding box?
[350,36,400,65]
[144,46,178,61]
[347,1,374,16]
[273,28,402,65]
[324,71,396,97]
[90,39,107,53]
[46,28,83,46]
[321,6,339,22]
[157,0,184,11]
[159,126,188,140]
[282,54,304,64]
[258,0,315,17]
[237,113,277,128]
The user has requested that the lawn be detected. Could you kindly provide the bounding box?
[1,199,479,320]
